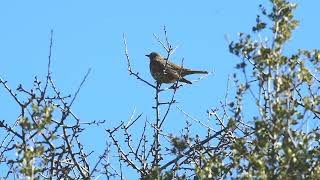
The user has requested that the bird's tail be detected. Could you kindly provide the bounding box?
[180,78,192,84]
[183,70,208,76]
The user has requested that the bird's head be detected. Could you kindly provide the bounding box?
[145,52,161,60]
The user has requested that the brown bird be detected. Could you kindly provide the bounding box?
[146,52,208,84]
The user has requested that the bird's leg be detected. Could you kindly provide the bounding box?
[169,84,179,90]
[156,82,161,89]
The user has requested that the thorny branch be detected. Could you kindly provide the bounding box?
[123,33,156,89]
[0,30,108,179]
[108,27,227,179]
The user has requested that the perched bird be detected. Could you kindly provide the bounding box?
[146,52,208,84]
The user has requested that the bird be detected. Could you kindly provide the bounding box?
[146,52,208,84]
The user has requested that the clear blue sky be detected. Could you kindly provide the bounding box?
[0,0,319,178]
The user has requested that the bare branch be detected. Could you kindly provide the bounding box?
[69,68,92,107]
[123,33,156,89]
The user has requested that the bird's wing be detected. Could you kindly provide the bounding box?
[158,61,181,78]
[167,61,183,71]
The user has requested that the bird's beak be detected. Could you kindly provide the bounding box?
[145,54,150,57]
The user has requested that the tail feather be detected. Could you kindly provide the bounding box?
[183,70,208,76]
[180,78,192,84]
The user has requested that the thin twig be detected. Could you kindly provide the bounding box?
[160,127,227,171]
[69,68,92,107]
[177,107,214,131]
[44,30,54,94]
[123,33,156,89]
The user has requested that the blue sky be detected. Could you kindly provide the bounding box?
[0,0,319,178]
